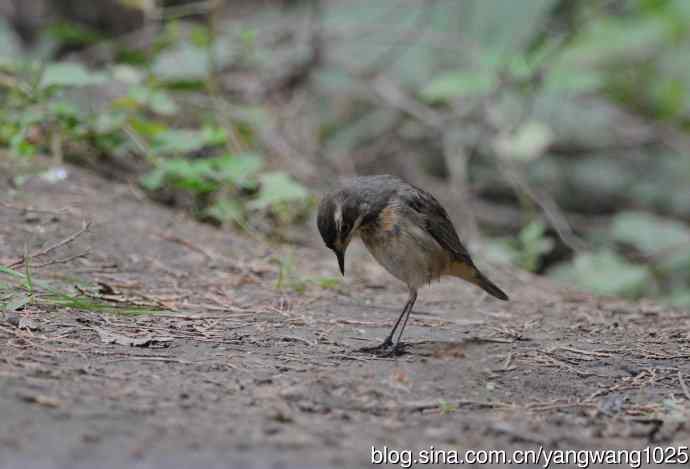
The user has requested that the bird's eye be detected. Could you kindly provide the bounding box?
[341,223,351,234]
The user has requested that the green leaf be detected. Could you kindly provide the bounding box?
[249,172,309,210]
[40,62,107,89]
[437,399,458,415]
[128,86,178,115]
[543,67,605,94]
[152,42,209,82]
[152,129,208,155]
[140,168,167,191]
[112,64,144,84]
[201,126,227,147]
[92,112,128,135]
[520,220,547,245]
[128,118,168,140]
[421,70,497,103]
[486,221,553,272]
[47,22,102,45]
[550,250,651,298]
[205,199,244,224]
[49,100,79,115]
[149,91,178,115]
[518,221,553,271]
[10,133,36,157]
[140,158,215,193]
[612,211,690,255]
[212,153,263,185]
[141,152,264,194]
[494,121,554,162]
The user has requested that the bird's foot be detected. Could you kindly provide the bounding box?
[357,339,392,354]
[357,340,407,357]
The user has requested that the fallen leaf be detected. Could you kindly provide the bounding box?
[18,393,62,408]
[4,311,40,330]
[95,327,173,348]
[431,344,465,359]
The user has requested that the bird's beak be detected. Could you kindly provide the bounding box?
[335,248,346,276]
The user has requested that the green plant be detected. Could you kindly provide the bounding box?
[549,249,652,299]
[275,250,306,293]
[487,220,554,272]
[273,250,342,294]
[0,265,157,316]
[437,399,458,415]
[0,20,311,233]
[546,211,690,304]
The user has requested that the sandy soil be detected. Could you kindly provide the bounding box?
[1,162,689,468]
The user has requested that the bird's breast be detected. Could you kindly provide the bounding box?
[359,213,449,289]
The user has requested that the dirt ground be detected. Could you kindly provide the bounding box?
[1,162,689,469]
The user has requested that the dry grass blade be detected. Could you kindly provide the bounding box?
[679,371,690,400]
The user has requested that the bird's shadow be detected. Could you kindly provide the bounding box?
[355,337,498,359]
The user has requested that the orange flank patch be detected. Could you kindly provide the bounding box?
[380,206,399,233]
[446,260,477,282]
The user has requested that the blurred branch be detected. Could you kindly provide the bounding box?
[472,198,609,234]
[205,0,244,154]
[458,0,624,251]
[657,126,690,158]
[321,24,483,56]
[267,0,323,93]
[307,0,323,75]
[123,124,151,157]
[205,0,221,97]
[500,166,588,252]
[373,77,443,129]
[154,1,214,20]
[360,0,438,77]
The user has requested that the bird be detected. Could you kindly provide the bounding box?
[316,175,508,354]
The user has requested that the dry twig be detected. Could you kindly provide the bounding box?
[8,221,91,269]
[103,356,193,365]
[31,251,91,269]
[154,231,216,261]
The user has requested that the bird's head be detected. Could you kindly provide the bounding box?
[317,189,368,276]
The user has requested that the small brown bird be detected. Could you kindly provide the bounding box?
[317,175,508,354]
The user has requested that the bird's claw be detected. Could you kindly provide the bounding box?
[357,341,407,356]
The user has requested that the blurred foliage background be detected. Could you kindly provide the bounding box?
[1,0,689,306]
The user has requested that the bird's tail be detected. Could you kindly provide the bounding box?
[447,260,509,301]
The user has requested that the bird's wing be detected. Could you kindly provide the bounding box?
[401,185,474,263]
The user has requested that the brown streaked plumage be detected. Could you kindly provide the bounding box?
[317,175,508,355]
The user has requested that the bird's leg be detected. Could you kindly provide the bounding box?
[391,290,417,353]
[380,298,411,347]
[358,290,417,354]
